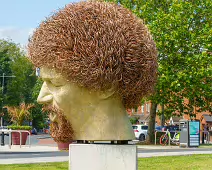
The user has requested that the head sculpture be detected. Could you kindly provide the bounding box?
[28,1,158,141]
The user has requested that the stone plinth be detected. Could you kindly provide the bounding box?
[69,144,137,170]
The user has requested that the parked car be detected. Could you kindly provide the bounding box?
[132,125,148,141]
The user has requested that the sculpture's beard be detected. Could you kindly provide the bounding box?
[42,105,60,122]
[42,105,74,142]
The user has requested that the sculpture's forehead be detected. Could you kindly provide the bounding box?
[40,67,64,80]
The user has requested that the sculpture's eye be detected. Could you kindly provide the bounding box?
[45,80,53,86]
[49,79,64,87]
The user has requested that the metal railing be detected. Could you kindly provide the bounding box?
[1,129,31,149]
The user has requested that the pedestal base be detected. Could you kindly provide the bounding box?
[69,144,137,170]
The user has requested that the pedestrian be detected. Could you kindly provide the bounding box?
[204,124,209,141]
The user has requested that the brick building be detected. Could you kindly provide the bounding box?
[127,101,212,131]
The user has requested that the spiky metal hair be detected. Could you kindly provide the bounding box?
[28,1,158,108]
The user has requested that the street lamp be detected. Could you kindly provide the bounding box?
[0,73,16,146]
[0,73,16,126]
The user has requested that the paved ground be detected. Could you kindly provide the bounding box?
[2,134,56,146]
[0,135,212,164]
[1,145,212,164]
[37,138,57,145]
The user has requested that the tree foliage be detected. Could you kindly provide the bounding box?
[0,39,38,125]
[0,39,37,106]
[106,0,211,114]
[105,0,212,142]
[0,45,12,106]
[31,78,49,129]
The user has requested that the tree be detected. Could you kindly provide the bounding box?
[0,39,49,129]
[6,56,37,105]
[31,78,49,129]
[0,39,36,105]
[0,39,37,124]
[0,40,15,123]
[0,48,12,107]
[105,0,212,143]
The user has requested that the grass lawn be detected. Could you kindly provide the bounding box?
[199,144,212,148]
[139,154,212,170]
[0,162,68,170]
[1,154,212,170]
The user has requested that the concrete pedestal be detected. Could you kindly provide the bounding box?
[69,144,137,170]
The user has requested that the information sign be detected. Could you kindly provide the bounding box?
[188,121,200,147]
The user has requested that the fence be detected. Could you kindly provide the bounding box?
[0,129,31,148]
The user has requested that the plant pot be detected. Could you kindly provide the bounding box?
[57,141,72,150]
[11,132,28,145]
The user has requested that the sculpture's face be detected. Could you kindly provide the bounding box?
[37,67,135,140]
[37,67,98,122]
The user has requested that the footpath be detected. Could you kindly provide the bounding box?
[0,145,67,164]
[0,139,212,164]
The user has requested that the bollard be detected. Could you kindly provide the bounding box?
[1,132,5,146]
[202,132,205,144]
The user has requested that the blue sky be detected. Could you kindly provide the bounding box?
[0,0,79,46]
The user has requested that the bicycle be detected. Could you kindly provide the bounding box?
[159,130,180,145]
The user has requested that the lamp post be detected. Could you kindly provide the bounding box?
[0,73,16,145]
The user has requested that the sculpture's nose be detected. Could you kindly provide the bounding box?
[37,82,53,104]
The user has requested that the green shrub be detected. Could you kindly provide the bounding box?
[8,125,32,131]
[130,117,139,125]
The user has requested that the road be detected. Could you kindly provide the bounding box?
[0,151,68,159]
[0,148,211,160]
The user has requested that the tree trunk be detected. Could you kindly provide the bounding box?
[161,104,165,126]
[147,102,157,144]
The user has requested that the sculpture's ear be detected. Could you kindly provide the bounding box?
[98,86,116,99]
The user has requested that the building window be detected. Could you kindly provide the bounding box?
[131,108,138,114]
[146,103,150,113]
[141,105,144,113]
[156,105,159,112]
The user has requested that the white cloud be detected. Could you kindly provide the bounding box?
[0,27,34,47]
